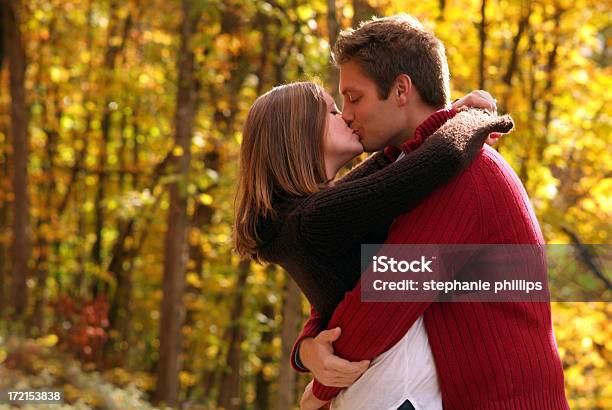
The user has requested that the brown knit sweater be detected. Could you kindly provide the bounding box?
[257,109,513,321]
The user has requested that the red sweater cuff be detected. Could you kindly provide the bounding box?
[291,331,321,373]
[312,380,341,401]
[290,308,325,373]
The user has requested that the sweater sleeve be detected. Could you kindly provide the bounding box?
[311,282,429,400]
[290,305,324,372]
[310,168,484,401]
[333,151,393,185]
[296,113,513,254]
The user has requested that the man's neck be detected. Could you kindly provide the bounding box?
[394,105,439,146]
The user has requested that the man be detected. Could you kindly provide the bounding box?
[294,14,569,410]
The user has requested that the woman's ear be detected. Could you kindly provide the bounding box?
[394,74,412,106]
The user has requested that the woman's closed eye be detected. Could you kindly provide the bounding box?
[330,110,341,116]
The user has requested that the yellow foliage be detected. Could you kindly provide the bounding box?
[179,371,197,387]
[186,272,203,288]
[552,303,611,407]
[36,334,58,347]
[173,145,184,157]
[198,193,213,205]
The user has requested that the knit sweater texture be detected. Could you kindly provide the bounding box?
[257,109,508,320]
[290,111,569,409]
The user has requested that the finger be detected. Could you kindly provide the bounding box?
[480,92,497,113]
[326,379,353,387]
[319,378,351,387]
[316,371,358,386]
[317,370,363,386]
[457,94,492,112]
[476,90,495,106]
[472,90,494,104]
[338,364,369,380]
[330,369,369,386]
[317,327,341,343]
[325,356,369,377]
[480,98,496,114]
[325,355,368,373]
[477,90,493,100]
[320,361,370,386]
[451,96,467,109]
[323,366,366,380]
[486,133,503,146]
[325,372,364,386]
[474,95,494,112]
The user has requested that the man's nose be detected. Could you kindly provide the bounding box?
[342,109,354,126]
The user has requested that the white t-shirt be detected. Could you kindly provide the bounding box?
[331,152,441,409]
[329,316,442,410]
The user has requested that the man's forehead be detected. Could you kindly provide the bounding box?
[338,62,373,95]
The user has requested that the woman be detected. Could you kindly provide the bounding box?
[234,81,511,409]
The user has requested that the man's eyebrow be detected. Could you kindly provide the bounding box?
[341,88,359,95]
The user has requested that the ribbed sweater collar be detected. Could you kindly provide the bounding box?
[403,107,458,154]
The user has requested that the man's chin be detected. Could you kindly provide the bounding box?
[361,141,383,153]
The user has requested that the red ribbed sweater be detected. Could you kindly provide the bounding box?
[293,115,569,409]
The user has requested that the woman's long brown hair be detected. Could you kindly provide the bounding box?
[234,81,329,259]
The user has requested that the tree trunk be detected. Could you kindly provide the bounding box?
[0,3,5,318]
[0,131,7,318]
[327,0,340,103]
[55,0,94,221]
[438,0,446,20]
[183,148,219,401]
[154,0,199,406]
[536,8,563,168]
[253,276,276,410]
[29,128,58,336]
[501,1,531,113]
[0,9,7,314]
[519,26,537,185]
[30,24,61,333]
[131,109,141,189]
[542,9,563,139]
[478,0,487,90]
[118,111,128,191]
[275,276,302,410]
[0,3,4,66]
[103,151,175,365]
[2,0,31,321]
[217,259,250,410]
[352,0,378,26]
[91,3,132,272]
[503,5,530,87]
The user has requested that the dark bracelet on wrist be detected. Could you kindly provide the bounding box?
[294,345,308,371]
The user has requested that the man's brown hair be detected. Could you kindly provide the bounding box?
[333,14,450,108]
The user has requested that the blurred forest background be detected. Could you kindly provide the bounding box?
[0,0,610,409]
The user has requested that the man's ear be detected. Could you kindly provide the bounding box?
[394,74,412,106]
